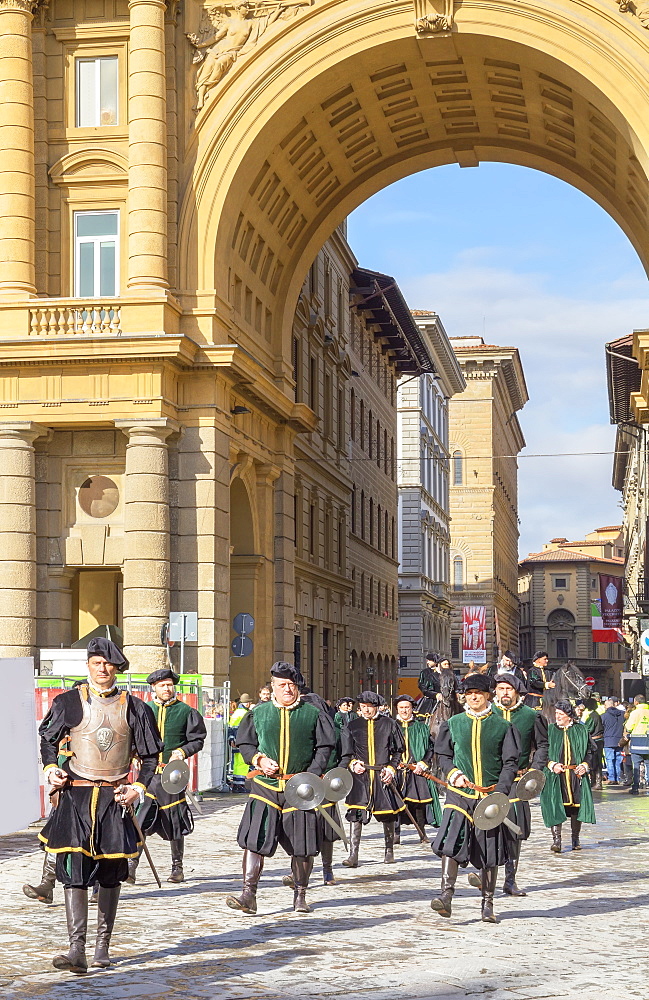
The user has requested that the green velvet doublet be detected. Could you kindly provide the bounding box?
[540,723,596,826]
[446,710,512,798]
[492,700,538,770]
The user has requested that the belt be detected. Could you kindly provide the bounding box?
[68,779,125,787]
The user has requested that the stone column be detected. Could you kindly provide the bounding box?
[127,0,168,292]
[0,422,47,656]
[0,0,36,297]
[115,419,178,671]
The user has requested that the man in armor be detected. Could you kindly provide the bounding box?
[431,673,520,923]
[38,638,162,974]
[226,661,336,915]
[339,690,406,867]
[127,667,206,884]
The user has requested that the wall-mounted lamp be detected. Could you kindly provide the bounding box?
[231,405,251,415]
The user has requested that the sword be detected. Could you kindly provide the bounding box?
[126,805,162,888]
[318,802,348,849]
[185,787,204,815]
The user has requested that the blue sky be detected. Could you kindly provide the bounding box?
[348,163,649,556]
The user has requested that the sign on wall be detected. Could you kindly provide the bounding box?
[462,606,487,664]
[592,575,624,644]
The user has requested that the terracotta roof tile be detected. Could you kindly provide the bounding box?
[519,548,625,565]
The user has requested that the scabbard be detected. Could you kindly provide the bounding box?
[127,805,162,888]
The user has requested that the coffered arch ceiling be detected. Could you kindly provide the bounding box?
[180,0,649,363]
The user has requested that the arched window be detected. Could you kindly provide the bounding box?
[351,485,356,534]
[453,555,463,590]
[360,490,365,539]
[453,450,463,486]
[369,497,374,545]
[350,388,356,441]
[377,504,382,550]
[368,409,373,459]
[384,510,389,554]
[360,399,365,450]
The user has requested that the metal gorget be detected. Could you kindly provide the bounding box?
[69,686,133,781]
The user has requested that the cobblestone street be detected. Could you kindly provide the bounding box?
[1,788,647,1000]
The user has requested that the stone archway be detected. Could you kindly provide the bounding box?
[180,0,649,411]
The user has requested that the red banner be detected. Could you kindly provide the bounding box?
[462,606,487,664]
[599,575,623,630]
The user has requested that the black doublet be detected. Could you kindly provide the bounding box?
[340,714,406,823]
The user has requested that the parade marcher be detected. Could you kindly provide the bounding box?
[393,694,441,843]
[226,661,336,914]
[256,686,271,705]
[537,700,597,852]
[228,693,254,791]
[525,651,556,710]
[38,638,162,974]
[431,673,520,923]
[494,652,528,689]
[417,652,441,719]
[334,697,357,736]
[580,698,604,790]
[491,673,547,896]
[127,667,206,885]
[623,694,649,795]
[340,691,406,867]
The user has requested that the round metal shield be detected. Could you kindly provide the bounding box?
[160,758,190,795]
[322,767,353,802]
[473,791,510,831]
[515,768,546,802]
[284,772,326,811]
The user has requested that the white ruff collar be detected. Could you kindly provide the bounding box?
[464,705,492,720]
[272,695,300,710]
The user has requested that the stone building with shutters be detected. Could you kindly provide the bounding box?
[396,311,465,692]
[518,528,630,693]
[447,336,528,667]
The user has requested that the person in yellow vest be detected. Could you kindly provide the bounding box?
[624,695,649,795]
[229,694,254,791]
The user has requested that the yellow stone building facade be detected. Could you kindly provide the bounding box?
[1,0,649,692]
[448,337,527,665]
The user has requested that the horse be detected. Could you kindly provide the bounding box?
[541,659,590,721]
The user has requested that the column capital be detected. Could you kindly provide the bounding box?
[115,418,180,444]
[0,421,49,446]
[0,0,38,14]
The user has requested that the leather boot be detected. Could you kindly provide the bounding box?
[550,825,562,853]
[126,847,141,885]
[383,821,396,863]
[570,816,582,851]
[342,821,362,868]
[321,839,336,885]
[481,867,498,923]
[226,851,264,914]
[503,844,526,896]
[431,856,458,917]
[394,818,401,845]
[52,887,88,974]
[168,838,185,882]
[91,886,120,969]
[23,851,56,904]
[291,856,314,913]
[416,809,430,844]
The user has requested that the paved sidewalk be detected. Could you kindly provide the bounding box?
[1,787,647,1000]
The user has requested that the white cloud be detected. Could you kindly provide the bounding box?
[402,255,649,554]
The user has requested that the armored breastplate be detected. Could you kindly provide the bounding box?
[69,687,133,781]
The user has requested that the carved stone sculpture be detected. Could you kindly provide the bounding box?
[187,1,312,111]
[414,0,454,33]
[617,0,649,27]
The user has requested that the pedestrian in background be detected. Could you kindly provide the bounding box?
[228,693,254,792]
[601,698,625,785]
[624,694,649,795]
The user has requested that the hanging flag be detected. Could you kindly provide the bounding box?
[592,574,624,643]
[462,606,487,664]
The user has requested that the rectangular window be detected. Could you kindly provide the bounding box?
[74,211,119,297]
[451,637,460,659]
[76,56,118,127]
[556,637,568,658]
[552,577,568,590]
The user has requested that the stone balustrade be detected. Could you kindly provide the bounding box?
[29,300,122,336]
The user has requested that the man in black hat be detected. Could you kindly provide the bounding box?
[525,651,556,711]
[127,667,206,885]
[394,694,440,843]
[226,661,336,915]
[38,638,162,974]
[417,652,441,719]
[431,672,520,923]
[339,690,406,867]
[489,672,547,896]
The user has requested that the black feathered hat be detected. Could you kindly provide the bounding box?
[461,673,492,694]
[270,661,304,686]
[86,637,129,672]
[146,667,180,686]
